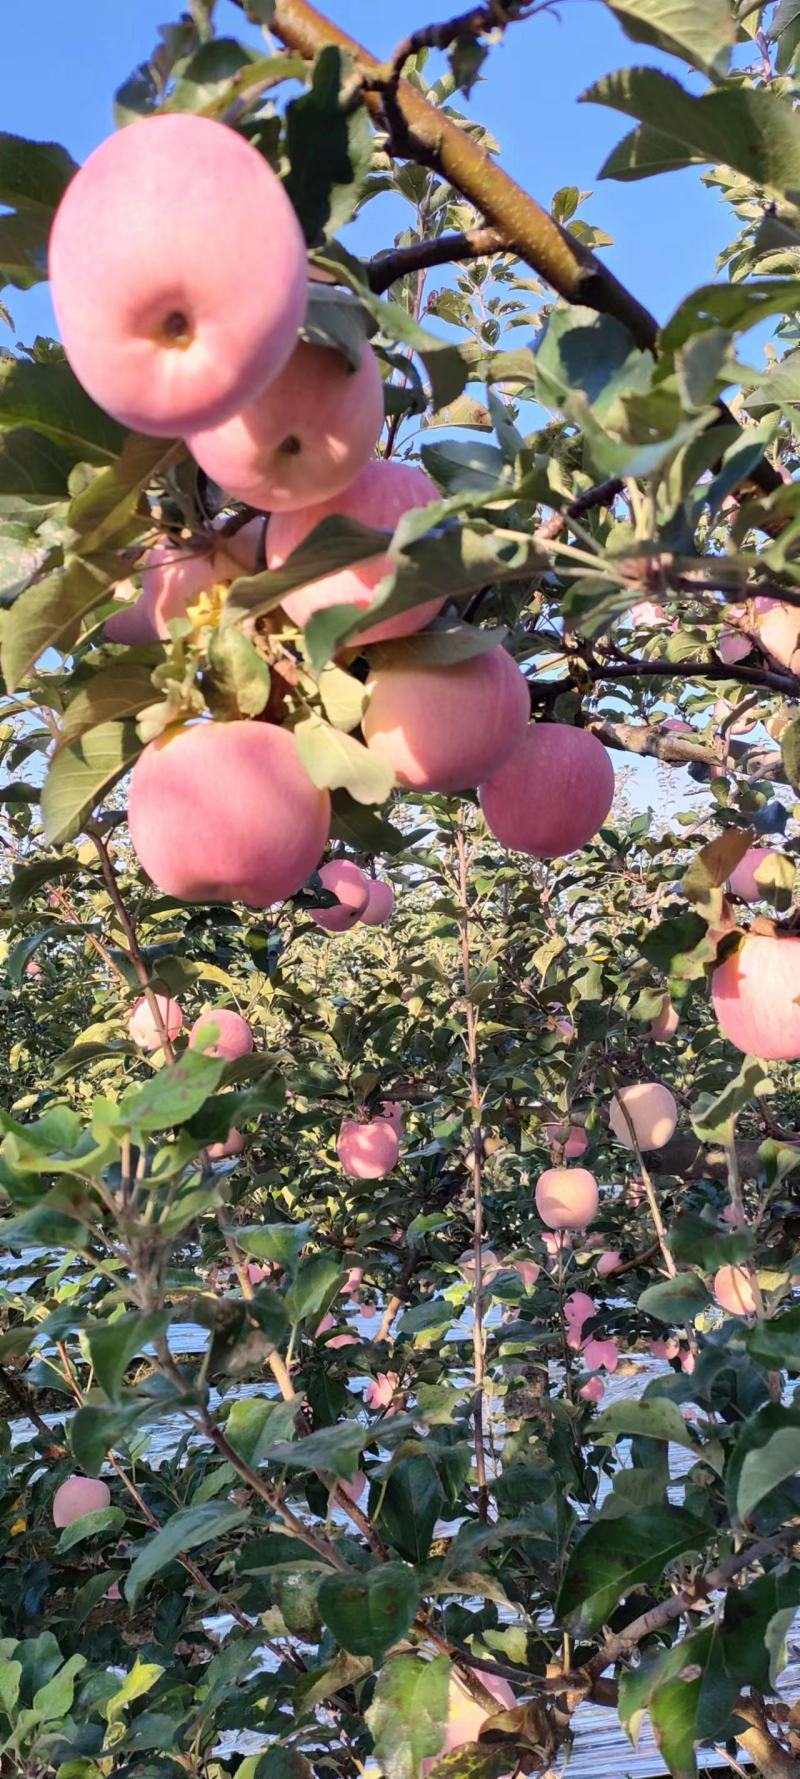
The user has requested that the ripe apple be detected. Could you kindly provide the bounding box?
[268,460,445,644]
[337,1117,400,1179]
[421,1669,516,1779]
[647,997,679,1040]
[712,932,800,1059]
[543,1121,588,1160]
[479,724,615,858]
[311,860,370,932]
[362,646,530,793]
[128,720,330,907]
[727,846,779,903]
[53,1476,111,1527]
[535,1166,599,1230]
[714,1264,757,1315]
[49,114,307,435]
[207,1128,245,1161]
[186,339,385,512]
[609,1083,677,1151]
[189,1008,253,1060]
[128,993,184,1051]
[359,878,395,926]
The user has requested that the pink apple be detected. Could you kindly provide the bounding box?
[362,646,530,794]
[479,723,615,858]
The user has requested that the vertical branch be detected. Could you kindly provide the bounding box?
[456,816,489,1523]
[89,831,177,1061]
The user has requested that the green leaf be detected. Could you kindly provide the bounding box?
[207,623,271,718]
[224,1396,298,1467]
[690,1056,772,1145]
[781,715,800,791]
[117,1049,226,1132]
[66,433,181,554]
[0,210,50,291]
[56,1506,126,1553]
[70,1401,153,1475]
[60,664,159,744]
[235,1220,311,1271]
[662,279,800,356]
[33,1653,86,1723]
[366,1654,451,1779]
[737,1427,800,1522]
[41,720,142,845]
[86,1311,172,1401]
[284,46,373,244]
[640,911,714,981]
[621,1625,738,1779]
[725,1404,800,1523]
[0,427,73,505]
[284,1252,343,1325]
[601,0,734,78]
[264,1418,367,1481]
[376,1454,445,1564]
[556,1506,708,1634]
[535,305,652,421]
[723,1564,800,1688]
[2,554,116,691]
[585,67,800,198]
[668,1210,753,1271]
[103,1657,163,1728]
[682,829,753,910]
[314,243,472,411]
[0,357,124,461]
[748,1305,800,1371]
[638,1274,711,1323]
[591,1398,700,1454]
[318,1562,420,1661]
[125,1502,249,1606]
[317,661,369,732]
[293,713,395,806]
[303,283,373,374]
[0,1660,21,1716]
[372,620,508,670]
[0,132,77,212]
[329,788,409,854]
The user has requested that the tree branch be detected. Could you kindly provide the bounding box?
[456,818,490,1523]
[367,225,506,294]
[375,1,537,91]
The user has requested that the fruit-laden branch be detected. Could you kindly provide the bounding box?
[261,0,782,502]
[367,225,506,293]
[265,0,658,348]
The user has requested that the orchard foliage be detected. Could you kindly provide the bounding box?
[2,2,800,1777]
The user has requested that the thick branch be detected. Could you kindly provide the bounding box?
[367,225,506,294]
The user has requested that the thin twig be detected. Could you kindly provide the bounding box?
[456,817,489,1522]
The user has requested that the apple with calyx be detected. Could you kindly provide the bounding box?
[128,993,183,1051]
[269,460,444,645]
[712,932,800,1060]
[311,860,370,933]
[128,720,330,907]
[189,1008,253,1061]
[337,1117,400,1179]
[535,1166,599,1230]
[186,339,385,513]
[479,723,615,858]
[49,114,306,436]
[362,646,530,793]
[609,1083,677,1151]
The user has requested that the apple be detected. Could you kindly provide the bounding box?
[311,860,370,932]
[712,933,800,1059]
[647,997,679,1040]
[268,460,445,644]
[53,1476,111,1528]
[49,114,306,435]
[609,1083,678,1150]
[543,1121,588,1160]
[535,1166,599,1230]
[207,1128,245,1161]
[479,723,615,858]
[714,1264,757,1316]
[186,339,385,512]
[128,993,184,1051]
[337,1117,400,1179]
[189,1008,254,1060]
[359,878,395,926]
[362,646,530,793]
[128,720,330,907]
[727,846,779,904]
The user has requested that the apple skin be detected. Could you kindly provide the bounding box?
[421,1670,516,1779]
[128,993,184,1051]
[479,724,615,859]
[337,1118,400,1179]
[311,860,370,933]
[359,879,395,926]
[189,1009,253,1060]
[534,1166,599,1231]
[648,997,679,1040]
[714,1264,757,1316]
[186,339,385,513]
[49,114,307,436]
[712,933,800,1060]
[207,1128,245,1161]
[128,720,330,908]
[543,1122,588,1160]
[53,1476,111,1527]
[362,647,531,794]
[268,460,445,645]
[727,846,779,904]
[609,1083,678,1151]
